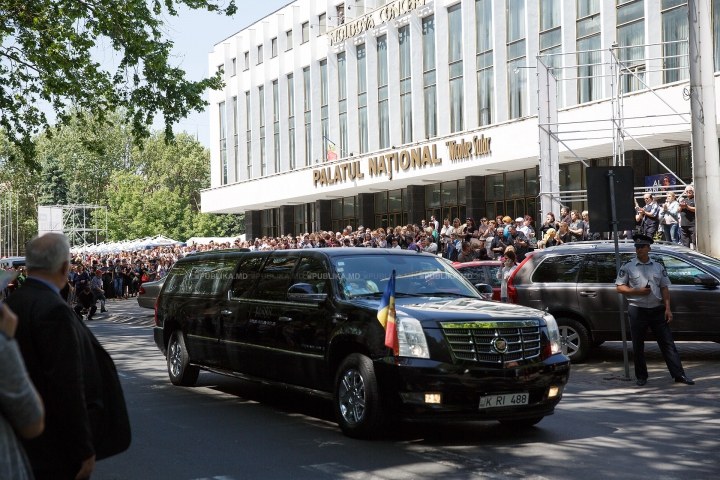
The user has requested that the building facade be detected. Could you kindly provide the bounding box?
[203,0,715,238]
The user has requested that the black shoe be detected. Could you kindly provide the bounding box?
[636,378,647,386]
[101,308,107,313]
[675,376,695,385]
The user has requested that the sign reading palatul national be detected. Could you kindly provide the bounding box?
[327,0,427,45]
[312,134,492,187]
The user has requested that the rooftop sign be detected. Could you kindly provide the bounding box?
[327,0,426,45]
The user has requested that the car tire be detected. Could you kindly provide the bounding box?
[498,416,544,428]
[557,318,590,364]
[167,331,199,387]
[333,353,386,440]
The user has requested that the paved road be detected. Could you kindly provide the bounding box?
[86,312,720,480]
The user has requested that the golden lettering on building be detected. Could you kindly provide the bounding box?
[327,0,425,45]
[311,143,443,187]
[446,134,492,162]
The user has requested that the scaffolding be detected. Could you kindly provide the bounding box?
[0,189,20,258]
[537,40,692,217]
[39,204,109,248]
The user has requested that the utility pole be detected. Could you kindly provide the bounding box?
[688,0,720,257]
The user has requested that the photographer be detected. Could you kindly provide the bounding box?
[678,187,696,248]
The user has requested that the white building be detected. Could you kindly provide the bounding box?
[202,0,712,238]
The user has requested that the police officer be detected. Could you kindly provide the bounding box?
[616,234,694,386]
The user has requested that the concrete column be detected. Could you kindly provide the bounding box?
[492,0,508,122]
[410,10,425,141]
[315,200,333,231]
[406,185,426,225]
[435,4,450,135]
[387,22,402,146]
[465,176,486,222]
[279,205,294,236]
[688,0,720,255]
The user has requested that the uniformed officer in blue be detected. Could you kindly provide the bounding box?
[616,234,694,386]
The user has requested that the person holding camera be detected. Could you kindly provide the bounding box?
[496,249,517,303]
[678,187,696,248]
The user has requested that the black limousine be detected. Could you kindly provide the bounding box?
[153,249,570,439]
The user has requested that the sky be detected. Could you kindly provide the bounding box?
[93,1,290,149]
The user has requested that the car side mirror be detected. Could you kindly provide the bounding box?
[474,283,493,300]
[694,274,719,289]
[287,283,328,304]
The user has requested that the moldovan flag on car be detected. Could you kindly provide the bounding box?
[376,270,398,355]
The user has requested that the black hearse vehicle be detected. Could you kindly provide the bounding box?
[153,249,570,439]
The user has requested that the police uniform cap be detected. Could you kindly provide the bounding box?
[633,234,654,246]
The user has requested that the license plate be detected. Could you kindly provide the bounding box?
[479,393,529,409]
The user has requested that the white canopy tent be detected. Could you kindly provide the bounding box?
[70,235,183,255]
[185,235,245,246]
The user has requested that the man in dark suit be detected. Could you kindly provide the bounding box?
[7,233,131,480]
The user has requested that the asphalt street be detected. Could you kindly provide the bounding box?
[86,303,720,480]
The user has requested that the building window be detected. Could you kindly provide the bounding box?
[337,3,346,25]
[258,44,264,64]
[219,101,227,185]
[357,44,369,153]
[271,37,278,58]
[303,66,312,166]
[617,0,645,93]
[294,205,306,236]
[378,35,390,149]
[338,52,348,158]
[484,168,538,220]
[374,189,408,229]
[231,57,237,76]
[302,22,310,43]
[507,0,527,119]
[577,0,601,103]
[233,96,239,182]
[662,0,688,83]
[288,73,296,170]
[286,30,293,51]
[448,4,464,132]
[320,59,330,160]
[539,0,562,107]
[476,0,494,125]
[244,52,249,70]
[425,181,467,225]
[217,64,223,73]
[259,85,266,175]
[331,196,357,232]
[246,91,252,178]
[272,79,280,173]
[261,209,279,238]
[399,26,412,144]
[319,13,327,35]
[422,16,437,139]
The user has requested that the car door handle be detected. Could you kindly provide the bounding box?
[221,309,232,316]
[279,316,293,322]
[579,291,597,297]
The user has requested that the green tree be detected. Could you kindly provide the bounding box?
[37,158,69,206]
[0,0,236,169]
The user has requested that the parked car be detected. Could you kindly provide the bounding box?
[137,277,166,309]
[507,241,720,363]
[452,260,503,301]
[153,249,569,439]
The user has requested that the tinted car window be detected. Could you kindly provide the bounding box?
[193,260,238,295]
[650,254,705,285]
[487,265,501,287]
[231,255,267,298]
[162,262,191,294]
[164,260,224,295]
[458,266,486,283]
[294,256,332,294]
[255,255,298,301]
[579,253,635,283]
[531,255,585,283]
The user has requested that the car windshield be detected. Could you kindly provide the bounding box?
[330,254,480,299]
[682,250,720,274]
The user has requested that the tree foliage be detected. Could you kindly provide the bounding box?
[0,0,236,169]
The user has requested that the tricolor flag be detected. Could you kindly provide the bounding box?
[325,136,338,161]
[376,270,398,355]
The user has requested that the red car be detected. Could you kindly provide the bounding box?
[452,260,503,301]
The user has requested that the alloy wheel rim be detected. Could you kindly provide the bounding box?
[559,326,580,357]
[338,369,366,425]
[169,341,182,377]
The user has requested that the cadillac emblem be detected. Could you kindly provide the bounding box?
[492,337,509,354]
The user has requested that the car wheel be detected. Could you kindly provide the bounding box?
[557,318,590,363]
[498,416,544,428]
[333,353,386,439]
[167,331,199,387]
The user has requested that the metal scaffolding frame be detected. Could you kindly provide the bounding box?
[61,204,109,248]
[0,188,20,258]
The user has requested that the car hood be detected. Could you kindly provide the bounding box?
[352,296,547,328]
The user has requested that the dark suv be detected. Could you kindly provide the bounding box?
[507,241,720,362]
[153,249,570,438]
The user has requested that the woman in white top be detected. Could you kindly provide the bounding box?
[496,249,517,303]
[661,191,681,244]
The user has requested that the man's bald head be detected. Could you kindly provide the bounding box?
[26,233,70,275]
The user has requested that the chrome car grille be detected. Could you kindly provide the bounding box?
[440,320,542,364]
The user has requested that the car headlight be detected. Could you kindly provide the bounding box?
[397,316,430,359]
[543,313,561,355]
